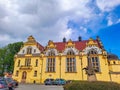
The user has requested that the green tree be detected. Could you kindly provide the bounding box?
[0,42,23,76]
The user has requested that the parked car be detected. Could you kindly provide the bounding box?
[0,78,9,90]
[44,78,54,85]
[54,79,66,85]
[4,78,15,90]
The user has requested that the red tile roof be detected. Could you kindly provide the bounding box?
[54,40,101,52]
[36,42,44,52]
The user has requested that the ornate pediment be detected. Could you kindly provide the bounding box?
[65,39,75,48]
[83,46,102,55]
[63,47,79,55]
[86,38,98,47]
[47,40,56,49]
[45,48,58,56]
[24,35,36,46]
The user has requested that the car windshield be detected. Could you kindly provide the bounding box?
[46,79,54,81]
[55,79,65,81]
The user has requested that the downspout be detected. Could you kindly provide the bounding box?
[40,55,43,83]
[80,58,83,80]
[59,54,61,79]
[109,71,112,82]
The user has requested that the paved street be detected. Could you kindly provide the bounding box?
[15,84,64,90]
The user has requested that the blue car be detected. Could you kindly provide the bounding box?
[44,78,54,85]
[54,79,66,85]
[0,79,9,90]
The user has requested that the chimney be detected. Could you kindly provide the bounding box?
[78,36,82,41]
[63,37,66,42]
[96,36,100,41]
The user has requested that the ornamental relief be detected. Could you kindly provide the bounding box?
[83,46,102,55]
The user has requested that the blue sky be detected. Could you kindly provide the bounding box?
[0,0,120,58]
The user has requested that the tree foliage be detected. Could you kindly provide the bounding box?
[0,42,23,76]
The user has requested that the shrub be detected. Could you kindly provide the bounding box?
[64,81,120,90]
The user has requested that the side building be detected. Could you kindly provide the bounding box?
[13,35,120,83]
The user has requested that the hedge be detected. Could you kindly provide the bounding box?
[64,81,120,90]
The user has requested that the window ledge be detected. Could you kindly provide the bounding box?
[65,72,77,73]
[95,72,102,74]
[45,71,56,73]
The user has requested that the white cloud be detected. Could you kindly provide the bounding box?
[108,20,113,26]
[80,26,87,33]
[0,34,22,47]
[96,0,120,12]
[116,19,120,24]
[107,16,113,26]
[0,0,120,46]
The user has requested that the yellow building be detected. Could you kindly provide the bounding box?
[13,35,120,83]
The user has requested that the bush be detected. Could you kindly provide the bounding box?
[64,81,120,90]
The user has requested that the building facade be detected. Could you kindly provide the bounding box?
[13,35,120,83]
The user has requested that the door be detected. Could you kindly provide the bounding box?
[21,71,27,83]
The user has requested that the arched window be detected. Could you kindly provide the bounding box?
[108,61,110,65]
[88,49,97,55]
[87,49,100,72]
[27,47,32,54]
[67,49,75,55]
[48,50,55,56]
[46,50,56,72]
[113,61,116,64]
[66,49,76,72]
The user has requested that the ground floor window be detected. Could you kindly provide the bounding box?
[46,58,55,72]
[66,57,76,72]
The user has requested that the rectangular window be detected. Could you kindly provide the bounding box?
[16,71,19,77]
[91,57,100,72]
[34,71,37,77]
[25,58,31,66]
[35,59,38,67]
[46,58,55,72]
[34,49,36,53]
[27,47,32,54]
[66,58,76,72]
[17,60,20,67]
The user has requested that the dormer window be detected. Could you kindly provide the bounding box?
[27,47,32,54]
[67,50,75,55]
[48,50,55,56]
[22,50,25,54]
[34,49,36,53]
[113,61,116,64]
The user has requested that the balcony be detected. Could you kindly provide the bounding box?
[19,65,32,70]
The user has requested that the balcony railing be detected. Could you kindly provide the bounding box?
[19,65,32,70]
